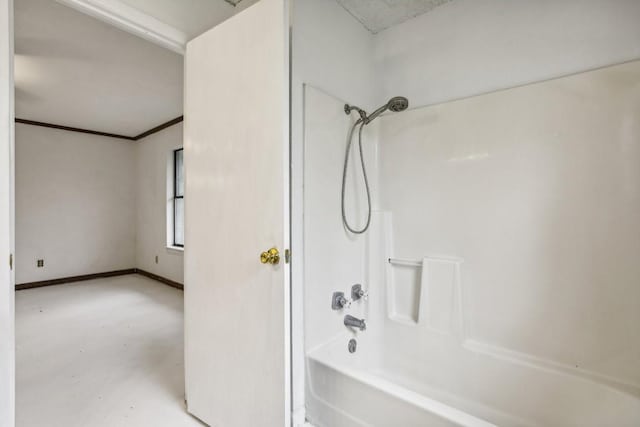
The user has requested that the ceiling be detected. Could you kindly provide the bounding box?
[14,0,184,136]
[336,0,453,34]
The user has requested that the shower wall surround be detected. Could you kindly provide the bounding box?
[303,60,640,426]
[378,60,640,386]
[303,85,379,352]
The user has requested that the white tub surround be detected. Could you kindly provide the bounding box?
[303,60,640,426]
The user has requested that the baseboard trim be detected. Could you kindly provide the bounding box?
[135,269,183,290]
[15,268,136,290]
[15,268,184,291]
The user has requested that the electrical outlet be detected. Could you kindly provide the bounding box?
[155,255,159,264]
[37,259,44,268]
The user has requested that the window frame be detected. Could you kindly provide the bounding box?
[172,148,184,248]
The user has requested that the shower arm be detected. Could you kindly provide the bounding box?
[344,104,368,122]
[344,102,400,124]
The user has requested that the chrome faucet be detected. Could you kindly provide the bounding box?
[344,315,366,331]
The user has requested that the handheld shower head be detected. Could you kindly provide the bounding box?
[387,96,409,112]
[365,96,409,124]
[340,95,409,234]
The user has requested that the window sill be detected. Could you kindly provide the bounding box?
[166,245,184,253]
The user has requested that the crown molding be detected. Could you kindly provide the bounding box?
[133,116,183,140]
[15,116,184,141]
[15,118,134,140]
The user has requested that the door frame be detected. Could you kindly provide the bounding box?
[55,0,187,54]
[0,1,15,426]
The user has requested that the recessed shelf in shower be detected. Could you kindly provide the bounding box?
[387,256,463,335]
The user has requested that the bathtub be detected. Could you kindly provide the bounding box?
[305,332,640,427]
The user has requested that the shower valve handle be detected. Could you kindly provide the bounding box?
[332,292,352,310]
[351,284,368,301]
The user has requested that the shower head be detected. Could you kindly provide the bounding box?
[344,96,409,124]
[364,96,409,124]
[387,96,409,112]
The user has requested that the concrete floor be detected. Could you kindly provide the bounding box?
[16,274,203,427]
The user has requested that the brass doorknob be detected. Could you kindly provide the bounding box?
[260,247,280,265]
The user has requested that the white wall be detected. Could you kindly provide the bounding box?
[292,0,377,112]
[15,122,185,286]
[135,123,183,284]
[374,0,640,108]
[0,0,14,425]
[15,124,136,284]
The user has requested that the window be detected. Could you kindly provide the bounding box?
[173,148,184,247]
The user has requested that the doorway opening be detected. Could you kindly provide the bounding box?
[14,0,188,425]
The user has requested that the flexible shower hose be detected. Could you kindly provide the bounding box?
[341,119,371,234]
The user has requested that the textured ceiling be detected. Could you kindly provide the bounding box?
[14,0,183,136]
[336,0,453,33]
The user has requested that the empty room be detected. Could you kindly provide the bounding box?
[13,0,188,425]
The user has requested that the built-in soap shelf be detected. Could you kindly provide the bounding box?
[388,257,422,267]
[386,255,463,336]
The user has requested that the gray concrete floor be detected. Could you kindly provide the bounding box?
[16,274,203,427]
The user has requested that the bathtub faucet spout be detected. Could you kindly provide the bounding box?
[344,315,366,331]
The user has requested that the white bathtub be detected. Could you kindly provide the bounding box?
[305,333,640,427]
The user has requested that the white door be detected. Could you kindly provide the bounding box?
[183,0,290,426]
